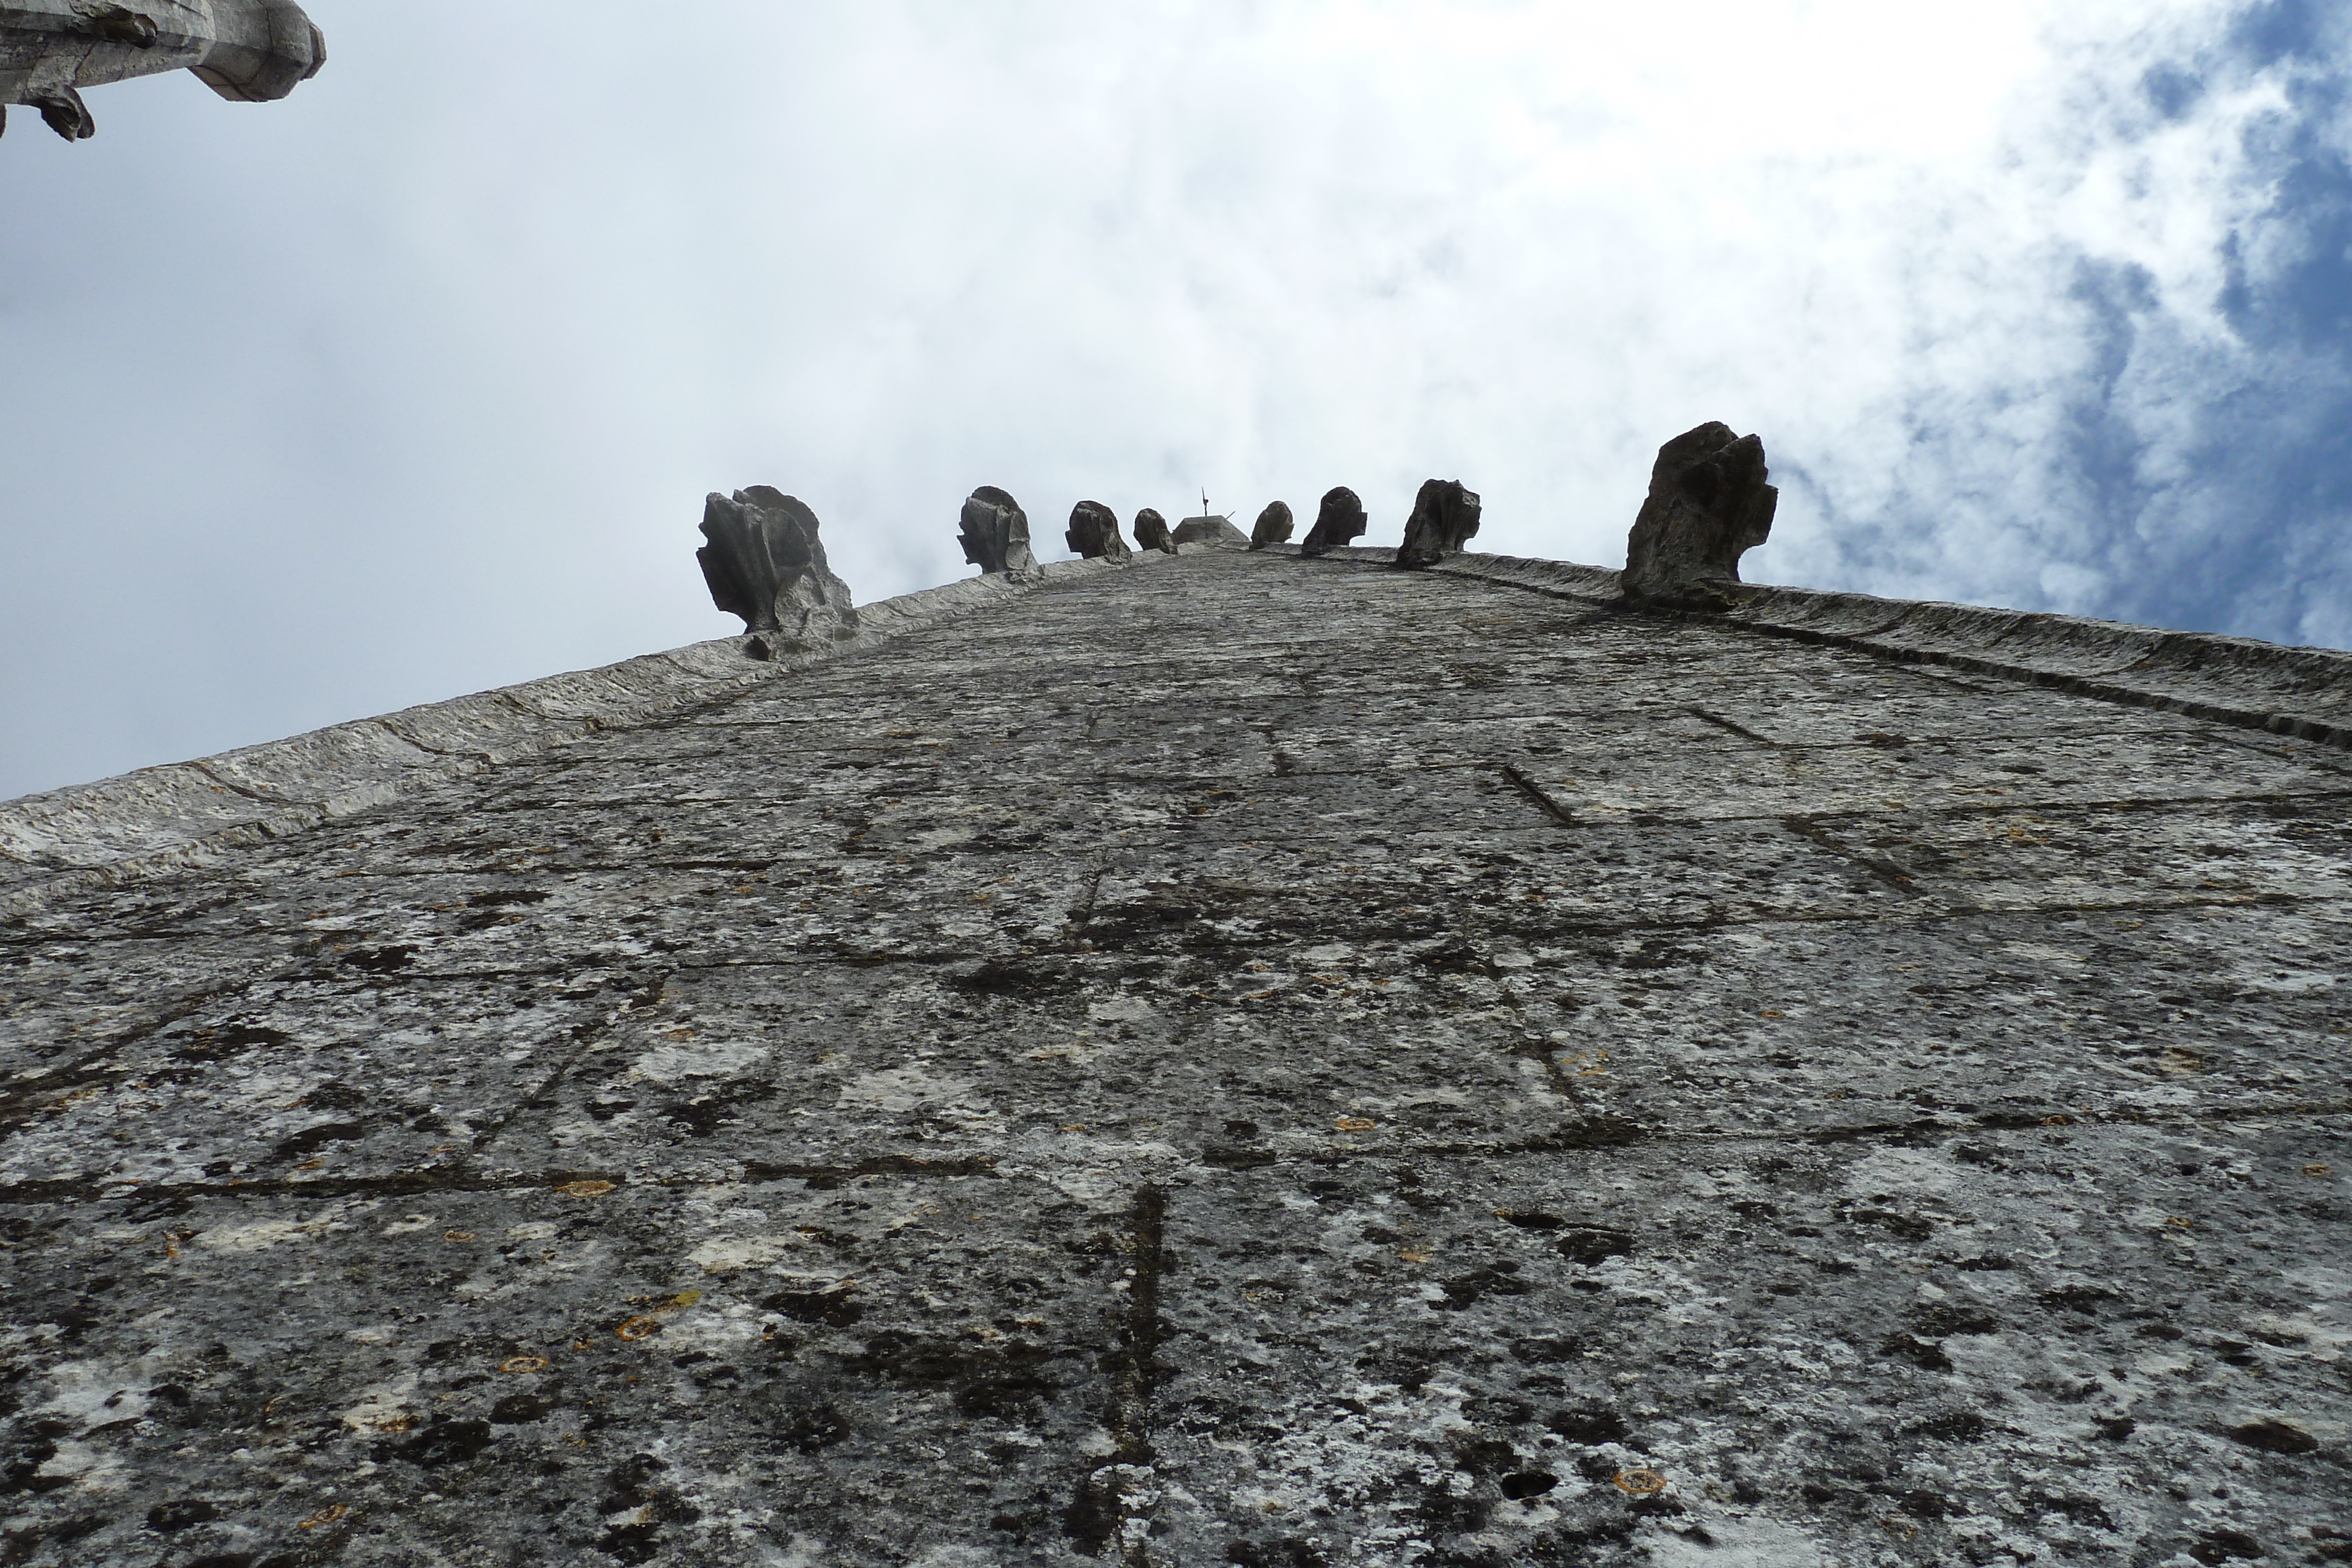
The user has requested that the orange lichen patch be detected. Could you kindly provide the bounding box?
[442,1230,477,1242]
[2040,1115,2073,1127]
[616,1316,663,1342]
[1614,1469,1668,1496]
[1760,1009,1785,1019]
[299,1504,350,1530]
[2306,1164,2334,1178]
[1336,1117,1377,1132]
[558,1180,616,1198]
[499,1356,550,1375]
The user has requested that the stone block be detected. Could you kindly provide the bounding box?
[1172,514,1248,549]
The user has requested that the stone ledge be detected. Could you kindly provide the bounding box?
[1279,546,2352,750]
[0,553,1169,915]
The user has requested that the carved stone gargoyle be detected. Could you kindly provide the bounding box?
[2,1,327,142]
[1621,422,1778,606]
[1132,508,1176,554]
[1299,486,1367,557]
[1395,479,1481,568]
[1065,500,1132,563]
[958,486,1041,579]
[697,486,858,661]
[1248,501,1294,551]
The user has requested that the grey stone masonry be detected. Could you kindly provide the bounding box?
[1,1,325,141]
[2,547,2350,1567]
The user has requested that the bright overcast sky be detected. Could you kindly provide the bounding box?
[3,0,2348,799]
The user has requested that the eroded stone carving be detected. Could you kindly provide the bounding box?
[1,0,327,141]
[1622,422,1777,604]
[1172,514,1248,549]
[958,486,1040,579]
[1065,500,1132,563]
[1249,502,1295,551]
[1395,479,1481,568]
[1133,508,1176,554]
[697,486,858,661]
[1300,486,1368,557]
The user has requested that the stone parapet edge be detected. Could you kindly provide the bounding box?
[1275,543,2352,751]
[0,553,1174,917]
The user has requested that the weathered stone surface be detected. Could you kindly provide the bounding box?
[1395,477,1482,567]
[1623,420,1779,604]
[1132,507,1176,555]
[1301,484,1369,557]
[0,0,326,141]
[4,552,2351,1567]
[1248,500,1295,551]
[696,486,858,660]
[957,484,1041,579]
[1172,513,1248,549]
[1064,500,1132,563]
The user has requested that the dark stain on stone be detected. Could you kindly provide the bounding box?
[2189,1527,2266,1563]
[2225,1419,2318,1455]
[343,947,414,974]
[775,1402,850,1452]
[764,1285,863,1328]
[1911,1410,1992,1442]
[951,959,1080,998]
[1882,1335,1957,1373]
[270,1122,365,1162]
[1436,1266,1534,1310]
[1546,1407,1628,1445]
[1554,1225,1635,1265]
[144,1498,222,1532]
[390,1416,495,1468]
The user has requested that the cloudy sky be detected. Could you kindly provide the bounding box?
[4,0,2348,800]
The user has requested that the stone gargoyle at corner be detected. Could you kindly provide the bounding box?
[1621,422,1778,607]
[697,486,860,661]
[1,0,328,142]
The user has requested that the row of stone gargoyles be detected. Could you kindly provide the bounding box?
[698,422,1779,657]
[1252,422,1777,600]
[958,489,1245,574]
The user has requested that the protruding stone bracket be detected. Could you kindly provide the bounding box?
[1248,502,1295,551]
[959,486,1042,580]
[697,486,859,661]
[1132,508,1177,555]
[1299,486,1368,557]
[1,0,328,141]
[1066,500,1133,563]
[1396,479,1481,568]
[1622,422,1778,609]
